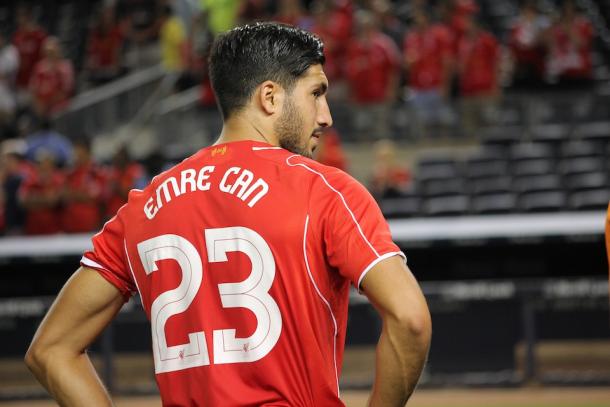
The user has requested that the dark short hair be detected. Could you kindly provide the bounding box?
[208,22,325,119]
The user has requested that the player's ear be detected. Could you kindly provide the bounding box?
[258,80,284,116]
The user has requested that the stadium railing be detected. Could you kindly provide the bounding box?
[53,65,165,139]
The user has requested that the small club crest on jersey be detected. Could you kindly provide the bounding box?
[212,146,228,157]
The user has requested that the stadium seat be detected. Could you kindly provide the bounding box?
[416,162,460,182]
[559,140,604,158]
[471,175,513,195]
[422,178,467,197]
[565,172,608,191]
[464,159,509,179]
[423,195,470,216]
[463,147,509,178]
[576,121,610,142]
[481,125,524,146]
[519,191,567,212]
[509,143,554,160]
[530,123,571,144]
[513,174,563,193]
[559,156,606,175]
[471,192,517,214]
[569,189,610,210]
[512,158,555,176]
[379,197,421,218]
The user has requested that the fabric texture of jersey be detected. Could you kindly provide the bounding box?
[81,140,405,406]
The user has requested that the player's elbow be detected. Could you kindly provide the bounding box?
[25,340,59,377]
[386,302,432,346]
[25,341,47,375]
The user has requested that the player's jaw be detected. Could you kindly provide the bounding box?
[275,96,317,158]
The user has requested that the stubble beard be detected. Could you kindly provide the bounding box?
[275,96,312,159]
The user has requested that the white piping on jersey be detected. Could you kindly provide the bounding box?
[80,256,105,270]
[124,239,143,298]
[302,215,340,397]
[252,146,282,150]
[92,215,116,239]
[357,251,407,293]
[285,155,380,258]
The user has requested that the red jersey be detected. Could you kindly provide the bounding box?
[509,18,547,75]
[12,27,47,88]
[81,141,403,406]
[549,17,594,79]
[311,10,352,80]
[345,32,400,103]
[87,25,125,69]
[18,169,65,235]
[404,25,453,90]
[62,163,104,233]
[29,59,75,114]
[458,31,500,96]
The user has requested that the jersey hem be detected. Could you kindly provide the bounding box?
[357,251,407,293]
[80,255,132,301]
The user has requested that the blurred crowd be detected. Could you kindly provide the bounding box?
[0,0,601,235]
[0,127,148,235]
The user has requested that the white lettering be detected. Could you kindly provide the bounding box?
[180,169,197,195]
[197,166,215,191]
[242,179,269,208]
[144,197,158,219]
[156,177,181,209]
[143,164,268,220]
[230,169,254,198]
[220,167,241,192]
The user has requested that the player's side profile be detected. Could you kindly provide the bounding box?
[25,23,431,406]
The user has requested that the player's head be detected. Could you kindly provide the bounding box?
[209,22,333,158]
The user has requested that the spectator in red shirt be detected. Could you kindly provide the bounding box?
[509,1,551,88]
[12,5,47,106]
[345,10,400,139]
[547,0,594,86]
[403,8,454,137]
[61,139,104,233]
[450,0,479,48]
[457,16,501,137]
[18,149,64,235]
[104,145,145,220]
[310,0,353,85]
[85,7,127,87]
[29,37,75,118]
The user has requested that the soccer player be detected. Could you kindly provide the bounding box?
[25,23,431,406]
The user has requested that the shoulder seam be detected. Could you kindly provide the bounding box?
[285,155,381,258]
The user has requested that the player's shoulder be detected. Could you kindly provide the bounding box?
[284,154,368,197]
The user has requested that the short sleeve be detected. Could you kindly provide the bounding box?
[310,168,406,290]
[81,213,135,301]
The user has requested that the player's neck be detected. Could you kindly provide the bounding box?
[215,113,278,147]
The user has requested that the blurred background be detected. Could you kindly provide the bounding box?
[0,0,609,405]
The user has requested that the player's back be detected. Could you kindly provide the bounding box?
[115,141,350,406]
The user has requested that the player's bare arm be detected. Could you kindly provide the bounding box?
[360,256,432,407]
[25,267,124,406]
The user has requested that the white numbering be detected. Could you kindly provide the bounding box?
[136,228,282,374]
[137,235,209,373]
[206,227,282,364]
